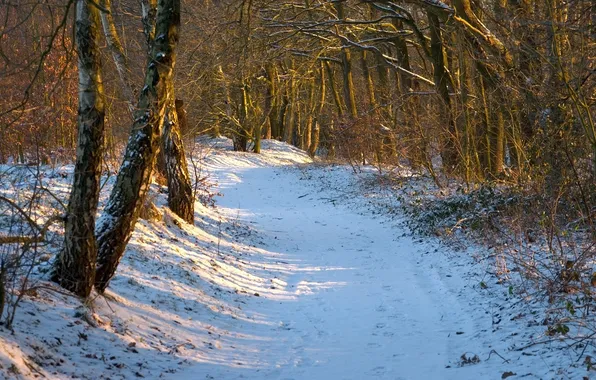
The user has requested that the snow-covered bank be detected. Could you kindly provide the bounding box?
[0,138,590,379]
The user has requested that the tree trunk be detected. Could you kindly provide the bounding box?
[52,0,105,297]
[142,0,192,223]
[544,0,569,194]
[162,82,194,224]
[428,11,458,171]
[308,61,325,157]
[324,61,344,116]
[233,82,250,152]
[334,2,358,119]
[283,62,297,144]
[99,0,135,114]
[361,50,376,111]
[141,0,157,55]
[95,0,180,293]
[265,63,279,139]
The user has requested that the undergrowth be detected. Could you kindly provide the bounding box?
[357,167,596,357]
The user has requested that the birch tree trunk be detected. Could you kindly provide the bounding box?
[99,0,135,114]
[141,0,157,55]
[95,0,180,293]
[52,0,105,297]
[161,81,194,224]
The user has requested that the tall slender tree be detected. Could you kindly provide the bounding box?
[95,0,181,292]
[52,0,106,297]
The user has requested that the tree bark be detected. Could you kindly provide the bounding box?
[334,2,357,119]
[162,82,194,224]
[428,11,458,171]
[141,0,158,55]
[308,61,325,157]
[324,61,345,116]
[142,0,193,224]
[95,0,180,293]
[52,0,105,297]
[99,0,135,114]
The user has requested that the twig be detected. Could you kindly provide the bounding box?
[27,284,81,300]
[514,338,563,351]
[22,357,46,378]
[486,349,510,363]
[575,335,594,362]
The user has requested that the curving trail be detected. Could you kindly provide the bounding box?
[171,141,526,379]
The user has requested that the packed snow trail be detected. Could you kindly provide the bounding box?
[172,141,507,380]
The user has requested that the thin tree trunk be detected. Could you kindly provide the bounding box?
[52,0,105,297]
[284,62,297,144]
[265,63,278,139]
[393,18,419,165]
[334,2,358,119]
[545,0,569,194]
[99,0,135,114]
[361,50,377,110]
[490,101,505,175]
[233,82,250,151]
[308,61,325,157]
[456,32,475,182]
[95,0,180,293]
[324,61,344,116]
[428,11,458,171]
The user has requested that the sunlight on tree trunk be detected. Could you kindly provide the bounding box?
[161,82,194,224]
[95,0,180,293]
[52,0,105,297]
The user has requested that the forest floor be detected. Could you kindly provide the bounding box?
[0,138,591,379]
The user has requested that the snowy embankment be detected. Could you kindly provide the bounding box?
[0,138,589,379]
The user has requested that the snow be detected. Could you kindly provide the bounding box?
[0,138,591,379]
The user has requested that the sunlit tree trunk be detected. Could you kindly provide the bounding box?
[52,0,105,297]
[361,50,377,111]
[99,0,135,114]
[308,61,325,157]
[324,61,345,117]
[142,0,193,223]
[161,81,194,223]
[428,11,458,171]
[284,60,297,144]
[95,0,180,293]
[265,63,280,139]
[334,2,357,119]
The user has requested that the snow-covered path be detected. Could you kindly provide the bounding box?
[173,142,500,379]
[1,139,576,379]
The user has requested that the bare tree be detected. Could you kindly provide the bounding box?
[51,0,106,297]
[95,0,181,292]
